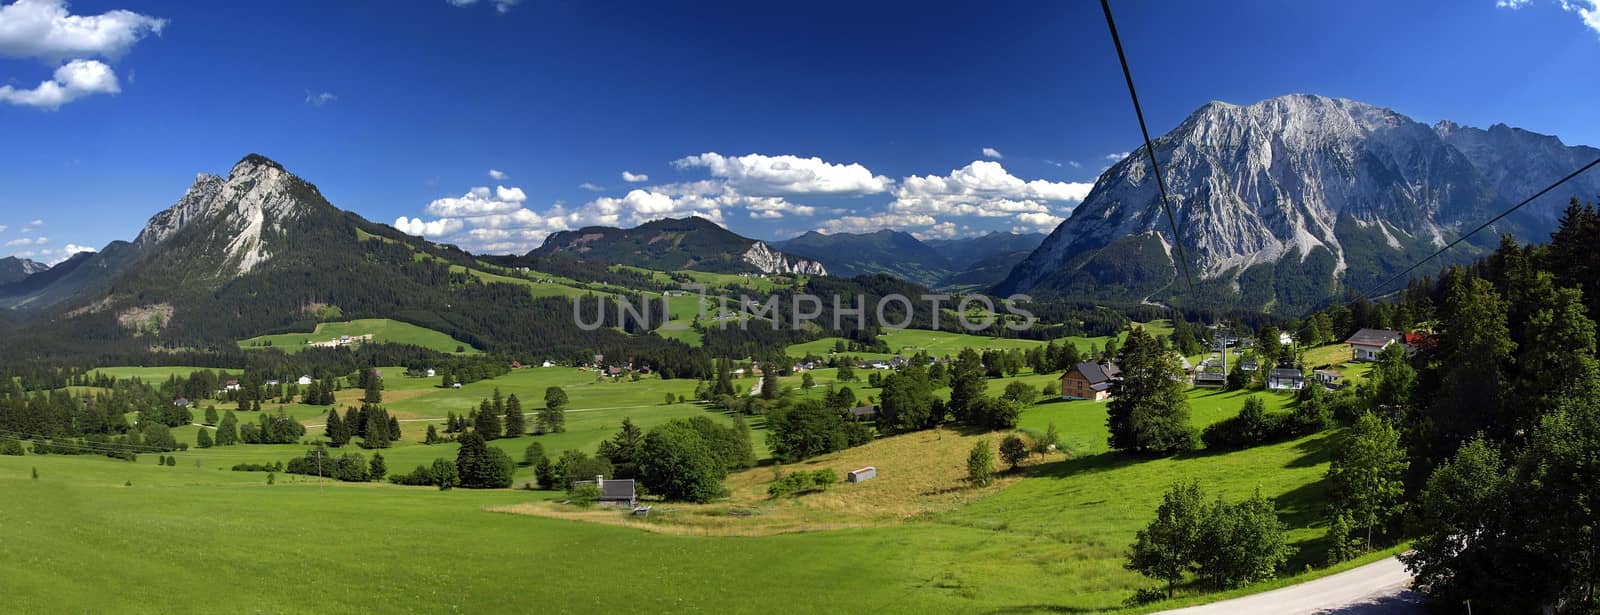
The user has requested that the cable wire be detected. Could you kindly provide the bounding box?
[1100,0,1198,298]
[1361,156,1600,300]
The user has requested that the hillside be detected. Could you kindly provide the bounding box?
[531,216,826,276]
[772,230,1045,289]
[773,230,950,285]
[238,318,479,354]
[0,155,715,371]
[995,93,1585,314]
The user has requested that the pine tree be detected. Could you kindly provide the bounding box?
[474,399,502,439]
[948,348,987,424]
[362,369,382,404]
[361,406,392,449]
[203,406,218,425]
[196,428,213,448]
[540,386,568,433]
[503,394,525,437]
[424,424,441,444]
[1107,328,1197,454]
[368,452,387,481]
[325,409,349,448]
[215,410,239,446]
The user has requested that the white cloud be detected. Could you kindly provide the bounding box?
[621,171,649,183]
[578,182,604,191]
[674,152,891,196]
[304,91,337,107]
[421,185,528,217]
[393,216,465,237]
[0,0,166,63]
[0,58,119,109]
[446,0,520,14]
[1015,212,1065,232]
[888,160,1092,219]
[1562,0,1600,36]
[818,213,939,235]
[8,241,93,265]
[912,222,960,240]
[0,225,8,233]
[1495,1,1599,38]
[1067,160,1082,168]
[4,238,32,247]
[488,169,508,180]
[981,147,1003,159]
[1105,152,1129,161]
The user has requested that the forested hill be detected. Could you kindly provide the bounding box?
[530,216,826,276]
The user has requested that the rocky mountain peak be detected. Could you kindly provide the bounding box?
[996,93,1511,313]
[742,241,827,276]
[133,154,334,278]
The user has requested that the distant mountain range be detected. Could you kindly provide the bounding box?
[0,256,47,286]
[997,93,1599,314]
[772,230,1043,289]
[530,216,826,276]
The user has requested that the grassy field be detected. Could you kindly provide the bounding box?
[16,347,1346,613]
[237,318,479,354]
[788,321,1171,362]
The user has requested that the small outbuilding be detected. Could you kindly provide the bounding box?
[571,475,637,507]
[1267,368,1306,391]
[847,405,880,420]
[847,466,877,483]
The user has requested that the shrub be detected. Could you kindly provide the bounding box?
[1201,397,1289,450]
[1000,435,1029,470]
[230,461,283,472]
[967,440,994,487]
[1001,381,1039,407]
[766,469,841,498]
[0,439,24,456]
[567,482,603,507]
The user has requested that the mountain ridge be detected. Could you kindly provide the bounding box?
[994,93,1578,313]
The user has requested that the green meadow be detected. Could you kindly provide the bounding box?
[8,327,1351,613]
[237,318,479,354]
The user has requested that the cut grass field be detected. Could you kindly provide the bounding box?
[237,318,479,354]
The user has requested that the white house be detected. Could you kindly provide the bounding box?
[1345,329,1403,362]
[425,368,436,378]
[297,375,313,386]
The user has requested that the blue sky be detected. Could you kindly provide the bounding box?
[2,0,1599,262]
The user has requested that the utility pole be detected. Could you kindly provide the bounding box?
[316,448,324,491]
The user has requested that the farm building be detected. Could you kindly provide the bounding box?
[847,467,877,483]
[1060,362,1120,401]
[847,405,880,420]
[570,476,637,507]
[1267,368,1306,391]
[1345,328,1402,362]
[297,375,313,386]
